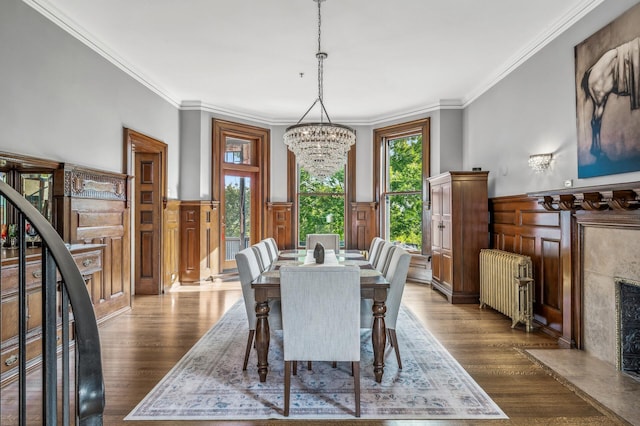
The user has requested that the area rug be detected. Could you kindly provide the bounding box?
[125,300,507,421]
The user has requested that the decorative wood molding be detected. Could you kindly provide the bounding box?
[349,202,378,250]
[59,166,128,201]
[266,202,293,250]
[529,182,640,212]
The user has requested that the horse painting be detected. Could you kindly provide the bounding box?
[581,36,640,157]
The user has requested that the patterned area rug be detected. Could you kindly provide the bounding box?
[125,300,507,421]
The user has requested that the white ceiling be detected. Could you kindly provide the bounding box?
[27,0,602,125]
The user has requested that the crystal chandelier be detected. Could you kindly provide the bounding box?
[283,0,356,179]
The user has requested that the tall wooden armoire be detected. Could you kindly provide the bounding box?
[428,171,489,303]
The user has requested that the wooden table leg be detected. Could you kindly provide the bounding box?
[254,296,271,382]
[372,288,387,383]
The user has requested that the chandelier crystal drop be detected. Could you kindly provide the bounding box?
[283,0,356,179]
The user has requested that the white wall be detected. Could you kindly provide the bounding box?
[464,0,640,197]
[7,0,640,204]
[0,0,181,196]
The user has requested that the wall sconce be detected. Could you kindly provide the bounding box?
[528,153,553,172]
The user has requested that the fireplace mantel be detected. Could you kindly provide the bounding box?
[523,182,640,350]
[528,181,640,212]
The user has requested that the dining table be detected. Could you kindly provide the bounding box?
[251,249,390,383]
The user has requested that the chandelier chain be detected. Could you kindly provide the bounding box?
[317,0,324,122]
[282,0,356,179]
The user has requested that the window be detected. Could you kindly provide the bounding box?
[297,167,345,248]
[374,118,430,253]
[383,135,423,250]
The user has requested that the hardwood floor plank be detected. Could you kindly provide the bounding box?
[1,280,625,425]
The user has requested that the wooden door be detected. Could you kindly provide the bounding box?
[134,152,162,294]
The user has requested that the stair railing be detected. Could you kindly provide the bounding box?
[0,180,104,425]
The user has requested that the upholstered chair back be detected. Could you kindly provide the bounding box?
[374,241,396,275]
[305,233,340,252]
[262,237,279,262]
[236,247,282,330]
[279,265,360,362]
[367,237,384,266]
[252,241,272,272]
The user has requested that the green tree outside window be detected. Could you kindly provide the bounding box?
[298,168,344,247]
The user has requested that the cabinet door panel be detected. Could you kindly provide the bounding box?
[431,250,442,282]
[1,298,18,341]
[27,291,42,331]
[442,251,453,287]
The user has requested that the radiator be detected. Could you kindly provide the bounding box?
[479,249,534,332]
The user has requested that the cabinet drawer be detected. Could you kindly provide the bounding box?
[74,250,102,276]
[1,261,44,294]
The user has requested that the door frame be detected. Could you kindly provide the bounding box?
[123,128,168,294]
[212,119,270,270]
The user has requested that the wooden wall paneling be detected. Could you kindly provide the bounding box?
[349,202,377,251]
[266,202,293,250]
[179,201,219,283]
[489,195,564,340]
[163,200,180,289]
[180,203,200,283]
[53,165,131,323]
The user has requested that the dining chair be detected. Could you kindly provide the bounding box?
[236,247,282,370]
[367,237,384,266]
[252,241,272,272]
[373,241,396,275]
[361,246,411,369]
[262,237,279,262]
[279,265,361,417]
[305,233,340,252]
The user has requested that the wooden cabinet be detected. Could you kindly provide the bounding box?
[428,171,489,303]
[1,244,104,385]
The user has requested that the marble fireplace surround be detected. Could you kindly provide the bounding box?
[582,226,640,368]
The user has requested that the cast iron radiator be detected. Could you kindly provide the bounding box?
[479,249,534,332]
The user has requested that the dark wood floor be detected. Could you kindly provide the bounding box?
[4,280,626,425]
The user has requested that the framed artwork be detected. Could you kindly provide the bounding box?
[575,2,640,178]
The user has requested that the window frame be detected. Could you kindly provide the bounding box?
[373,118,430,254]
[297,167,346,248]
[287,146,355,249]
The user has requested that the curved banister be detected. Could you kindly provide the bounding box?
[0,180,105,424]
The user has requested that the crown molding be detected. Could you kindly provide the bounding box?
[24,0,604,122]
[23,0,182,109]
[463,0,605,107]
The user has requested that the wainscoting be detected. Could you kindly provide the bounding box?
[489,195,568,342]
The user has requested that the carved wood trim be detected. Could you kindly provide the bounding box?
[530,182,640,212]
[58,166,127,201]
